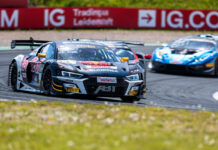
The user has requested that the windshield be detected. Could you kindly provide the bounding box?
[169,39,215,51]
[114,49,136,60]
[58,45,119,62]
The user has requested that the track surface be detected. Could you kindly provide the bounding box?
[1,47,218,111]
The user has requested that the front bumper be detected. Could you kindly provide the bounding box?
[51,76,145,97]
[151,61,215,75]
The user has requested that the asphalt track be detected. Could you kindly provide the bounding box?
[1,46,218,111]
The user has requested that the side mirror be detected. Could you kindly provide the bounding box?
[144,54,152,59]
[122,57,129,62]
[37,53,46,58]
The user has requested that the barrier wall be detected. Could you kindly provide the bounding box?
[0,7,217,30]
[0,0,28,8]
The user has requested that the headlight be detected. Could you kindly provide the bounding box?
[61,71,83,78]
[194,58,204,62]
[194,56,209,62]
[126,74,139,81]
[194,53,212,62]
[57,63,74,70]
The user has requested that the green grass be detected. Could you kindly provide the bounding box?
[29,0,217,10]
[0,100,218,150]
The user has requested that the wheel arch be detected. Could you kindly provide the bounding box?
[42,62,51,76]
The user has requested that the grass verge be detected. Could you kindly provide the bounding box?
[0,100,217,150]
[29,0,217,10]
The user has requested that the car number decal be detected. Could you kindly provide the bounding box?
[97,77,117,83]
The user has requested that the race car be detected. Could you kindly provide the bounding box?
[72,39,152,81]
[149,34,218,76]
[8,39,147,102]
[72,39,152,65]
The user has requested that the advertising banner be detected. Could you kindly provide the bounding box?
[0,7,217,30]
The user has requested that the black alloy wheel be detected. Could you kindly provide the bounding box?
[214,58,218,77]
[10,62,18,91]
[43,67,52,95]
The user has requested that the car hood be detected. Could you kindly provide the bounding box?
[153,47,213,65]
[56,60,132,77]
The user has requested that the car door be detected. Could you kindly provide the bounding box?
[28,44,55,88]
[20,46,43,85]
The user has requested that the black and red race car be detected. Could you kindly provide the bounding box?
[8,38,149,102]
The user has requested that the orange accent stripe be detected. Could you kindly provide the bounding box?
[52,85,62,92]
[53,82,63,88]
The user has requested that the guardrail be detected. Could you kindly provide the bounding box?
[0,7,217,30]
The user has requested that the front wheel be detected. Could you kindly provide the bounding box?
[121,96,140,103]
[214,59,218,77]
[42,66,52,95]
[9,62,18,91]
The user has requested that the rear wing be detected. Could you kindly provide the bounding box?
[11,37,50,49]
[72,38,145,46]
[123,41,145,46]
[198,34,218,40]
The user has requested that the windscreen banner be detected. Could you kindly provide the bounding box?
[0,7,217,30]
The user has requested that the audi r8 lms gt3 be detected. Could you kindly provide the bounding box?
[8,40,147,102]
[149,34,218,76]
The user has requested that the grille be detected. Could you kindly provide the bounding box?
[83,77,128,97]
[166,64,187,71]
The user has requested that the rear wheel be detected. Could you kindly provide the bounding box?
[121,96,140,103]
[42,66,52,95]
[9,62,18,91]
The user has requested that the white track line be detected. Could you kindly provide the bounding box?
[212,92,218,101]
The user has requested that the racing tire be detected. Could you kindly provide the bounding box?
[42,66,52,95]
[121,96,140,103]
[214,58,218,77]
[9,62,18,91]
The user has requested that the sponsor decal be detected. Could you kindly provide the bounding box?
[85,65,117,69]
[21,57,28,70]
[133,52,139,64]
[169,61,182,64]
[88,68,118,72]
[97,77,117,83]
[94,86,116,94]
[66,88,79,93]
[65,84,79,93]
[86,65,118,72]
[31,57,38,62]
[82,61,110,66]
[31,63,41,73]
